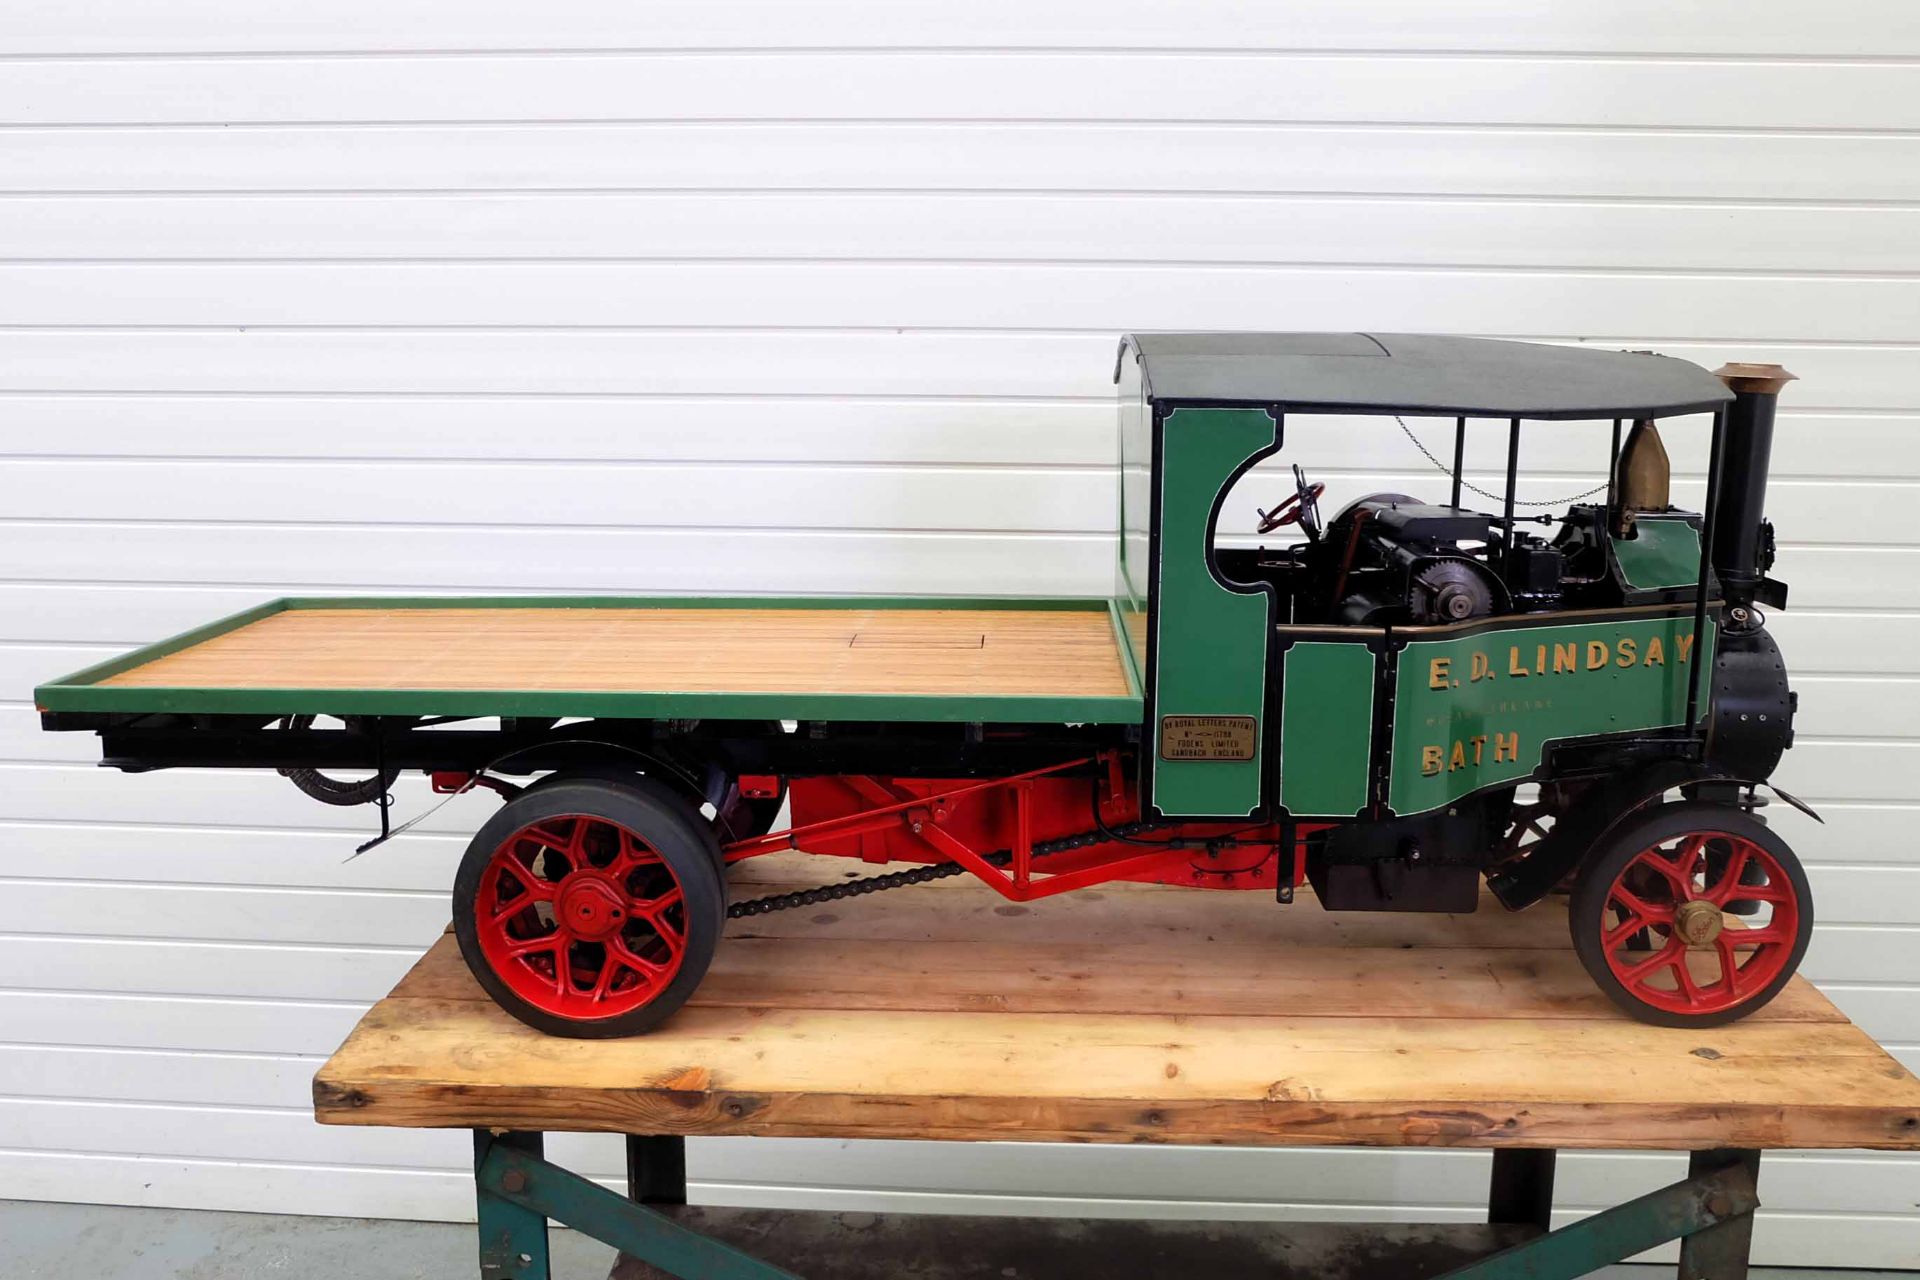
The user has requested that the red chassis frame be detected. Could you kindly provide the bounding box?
[720,753,1316,902]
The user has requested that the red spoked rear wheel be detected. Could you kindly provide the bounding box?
[1570,801,1812,1027]
[454,779,724,1038]
[476,815,689,1019]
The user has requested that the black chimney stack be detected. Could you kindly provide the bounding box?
[1710,362,1795,611]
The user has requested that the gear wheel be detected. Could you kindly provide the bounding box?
[1410,560,1495,624]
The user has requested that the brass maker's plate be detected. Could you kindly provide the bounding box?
[1160,715,1257,761]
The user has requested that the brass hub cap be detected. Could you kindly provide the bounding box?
[1673,898,1724,947]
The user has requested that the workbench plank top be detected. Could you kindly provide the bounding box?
[314,855,1920,1151]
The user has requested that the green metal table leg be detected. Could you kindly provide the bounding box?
[476,1131,552,1280]
[1677,1150,1760,1280]
[479,1134,799,1280]
[1435,1158,1759,1280]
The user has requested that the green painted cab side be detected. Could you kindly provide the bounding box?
[1148,406,1277,818]
[1113,344,1152,691]
[1278,639,1377,817]
[1611,516,1704,591]
[1387,611,1716,816]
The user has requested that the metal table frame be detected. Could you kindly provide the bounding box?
[469,1131,1763,1280]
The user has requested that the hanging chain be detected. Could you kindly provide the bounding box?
[1396,416,1609,508]
[726,821,1159,918]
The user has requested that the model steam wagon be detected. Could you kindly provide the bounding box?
[38,334,1813,1035]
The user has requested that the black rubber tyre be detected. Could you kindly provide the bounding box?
[276,715,399,806]
[528,764,728,884]
[1568,801,1813,1029]
[452,778,726,1038]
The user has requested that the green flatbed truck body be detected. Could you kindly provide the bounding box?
[36,334,1754,826]
[34,332,1815,1038]
[33,595,1147,726]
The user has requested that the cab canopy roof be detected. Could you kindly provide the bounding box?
[1118,332,1732,421]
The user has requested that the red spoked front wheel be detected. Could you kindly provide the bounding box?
[454,778,725,1038]
[1570,801,1813,1027]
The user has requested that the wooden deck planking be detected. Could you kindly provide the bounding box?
[391,928,1842,1024]
[100,605,1132,699]
[314,854,1920,1151]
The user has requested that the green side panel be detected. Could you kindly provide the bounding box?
[1279,641,1376,817]
[1113,344,1151,693]
[1149,406,1277,817]
[1612,516,1702,590]
[1388,612,1717,816]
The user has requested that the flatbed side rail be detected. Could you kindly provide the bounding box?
[32,594,1145,726]
[32,595,293,711]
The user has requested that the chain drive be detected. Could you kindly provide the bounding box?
[725,821,1158,919]
[1395,415,1609,508]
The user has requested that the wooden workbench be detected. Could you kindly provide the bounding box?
[314,855,1920,1278]
[317,854,1919,1150]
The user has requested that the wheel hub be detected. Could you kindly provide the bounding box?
[1674,898,1724,947]
[556,873,627,941]
[1588,823,1805,1024]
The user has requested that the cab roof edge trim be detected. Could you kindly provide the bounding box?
[1118,332,1735,421]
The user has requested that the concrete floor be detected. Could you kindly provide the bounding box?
[0,1200,1895,1279]
[0,1201,617,1280]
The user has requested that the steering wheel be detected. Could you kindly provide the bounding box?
[1256,465,1326,536]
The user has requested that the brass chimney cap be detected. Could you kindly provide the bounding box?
[1713,362,1797,395]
